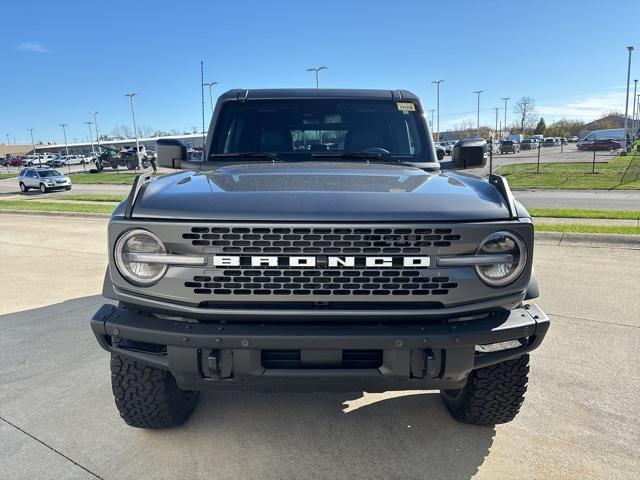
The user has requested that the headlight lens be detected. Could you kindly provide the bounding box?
[114,229,167,285]
[475,231,527,286]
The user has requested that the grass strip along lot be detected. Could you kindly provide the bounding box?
[529,208,640,220]
[67,172,138,185]
[535,223,639,235]
[0,200,116,214]
[60,194,127,202]
[496,153,640,190]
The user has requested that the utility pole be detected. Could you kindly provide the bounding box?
[204,81,219,113]
[306,66,327,88]
[501,97,510,138]
[632,80,638,138]
[623,46,634,151]
[494,107,499,136]
[473,91,483,137]
[431,80,444,142]
[125,93,141,168]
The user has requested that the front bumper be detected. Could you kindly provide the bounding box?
[91,303,549,391]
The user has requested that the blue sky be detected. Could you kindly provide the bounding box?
[2,0,639,144]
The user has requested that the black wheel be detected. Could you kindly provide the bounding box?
[39,183,48,193]
[441,354,529,425]
[65,186,72,190]
[437,151,444,161]
[110,354,200,429]
[19,182,28,192]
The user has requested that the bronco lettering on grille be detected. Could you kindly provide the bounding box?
[211,256,431,268]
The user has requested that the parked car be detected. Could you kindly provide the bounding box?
[9,157,25,167]
[499,140,520,154]
[542,138,555,147]
[576,139,622,151]
[520,139,536,150]
[434,144,446,160]
[568,136,579,143]
[17,167,72,193]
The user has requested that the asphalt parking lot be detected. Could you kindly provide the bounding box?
[1,213,638,479]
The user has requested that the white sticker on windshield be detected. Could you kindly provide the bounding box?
[397,102,416,112]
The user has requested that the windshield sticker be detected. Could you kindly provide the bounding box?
[397,102,416,112]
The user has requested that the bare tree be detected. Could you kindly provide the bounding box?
[137,125,155,137]
[513,97,538,133]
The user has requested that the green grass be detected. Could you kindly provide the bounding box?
[57,194,126,202]
[496,154,640,190]
[535,223,640,235]
[68,172,137,185]
[529,208,640,220]
[0,173,16,180]
[0,200,114,214]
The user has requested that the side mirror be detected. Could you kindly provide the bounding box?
[451,139,488,169]
[156,139,188,168]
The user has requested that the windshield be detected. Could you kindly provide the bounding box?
[209,99,431,162]
[38,170,62,177]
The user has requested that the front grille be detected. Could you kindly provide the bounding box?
[261,349,383,369]
[182,226,462,254]
[185,270,458,296]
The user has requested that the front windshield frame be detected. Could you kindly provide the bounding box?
[38,170,62,177]
[208,98,433,163]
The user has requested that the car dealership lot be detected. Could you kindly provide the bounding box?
[0,213,638,479]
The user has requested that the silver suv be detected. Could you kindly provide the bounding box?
[18,167,72,193]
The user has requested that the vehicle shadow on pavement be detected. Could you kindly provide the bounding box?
[0,295,495,480]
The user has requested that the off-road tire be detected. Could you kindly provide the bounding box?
[110,353,200,429]
[440,354,529,425]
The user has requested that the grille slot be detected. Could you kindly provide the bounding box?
[186,270,458,297]
[182,226,461,253]
[261,350,383,369]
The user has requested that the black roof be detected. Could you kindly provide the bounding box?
[218,88,419,102]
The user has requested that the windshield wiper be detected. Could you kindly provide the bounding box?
[209,152,287,162]
[311,151,413,165]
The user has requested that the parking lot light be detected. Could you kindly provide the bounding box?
[203,81,219,114]
[28,128,39,166]
[473,91,483,137]
[125,93,141,168]
[90,112,100,147]
[85,121,95,156]
[632,80,638,136]
[501,97,510,139]
[306,66,327,89]
[58,124,69,157]
[623,46,634,151]
[431,80,444,142]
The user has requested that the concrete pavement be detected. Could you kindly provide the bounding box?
[0,213,638,479]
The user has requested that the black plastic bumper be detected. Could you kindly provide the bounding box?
[91,304,549,392]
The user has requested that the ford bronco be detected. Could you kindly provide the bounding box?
[91,89,549,428]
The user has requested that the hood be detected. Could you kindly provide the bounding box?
[130,162,511,221]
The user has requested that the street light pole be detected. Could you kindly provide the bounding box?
[623,46,634,150]
[494,107,499,136]
[473,91,483,137]
[632,80,638,138]
[204,81,219,113]
[431,80,444,142]
[89,111,100,147]
[501,97,510,138]
[306,66,327,89]
[428,109,435,132]
[28,128,38,166]
[58,124,69,156]
[125,93,141,168]
[85,121,95,156]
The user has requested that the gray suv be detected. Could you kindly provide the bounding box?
[18,167,72,193]
[91,89,549,429]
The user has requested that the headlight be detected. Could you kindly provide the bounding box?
[475,231,527,286]
[114,229,167,285]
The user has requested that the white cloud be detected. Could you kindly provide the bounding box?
[17,42,50,53]
[537,88,633,121]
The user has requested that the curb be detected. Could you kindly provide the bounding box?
[535,231,639,249]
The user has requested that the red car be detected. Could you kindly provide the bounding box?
[9,157,25,167]
[577,139,622,151]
